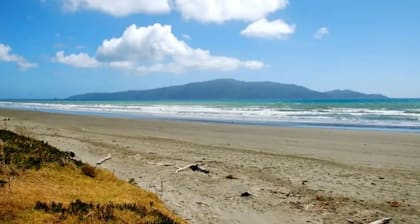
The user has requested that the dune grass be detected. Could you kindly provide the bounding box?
[0,130,186,224]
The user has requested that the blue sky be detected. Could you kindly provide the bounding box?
[0,0,419,99]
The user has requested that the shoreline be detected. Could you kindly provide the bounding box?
[1,108,420,223]
[1,106,419,133]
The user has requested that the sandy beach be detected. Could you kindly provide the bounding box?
[1,108,419,224]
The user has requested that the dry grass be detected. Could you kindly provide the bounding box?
[0,130,186,224]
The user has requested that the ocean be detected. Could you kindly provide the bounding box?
[1,99,420,132]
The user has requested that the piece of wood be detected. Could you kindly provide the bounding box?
[189,164,210,173]
[175,163,209,173]
[96,154,112,165]
[368,217,392,224]
[175,163,197,173]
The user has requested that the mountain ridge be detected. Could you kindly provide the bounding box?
[67,79,387,100]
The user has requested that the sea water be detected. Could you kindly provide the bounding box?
[1,99,420,132]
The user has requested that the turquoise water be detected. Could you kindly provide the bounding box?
[1,99,420,132]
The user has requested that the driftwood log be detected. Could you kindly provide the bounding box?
[96,154,112,166]
[176,163,209,174]
[368,217,392,224]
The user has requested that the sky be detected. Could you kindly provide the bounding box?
[0,0,419,99]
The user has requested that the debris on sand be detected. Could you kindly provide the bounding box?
[240,192,252,197]
[368,217,392,224]
[225,174,238,180]
[388,201,401,207]
[96,154,112,166]
[176,163,209,174]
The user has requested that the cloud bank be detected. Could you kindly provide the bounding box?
[63,0,289,24]
[0,43,37,70]
[56,24,264,74]
[61,0,294,39]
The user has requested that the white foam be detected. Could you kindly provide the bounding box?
[0,101,419,129]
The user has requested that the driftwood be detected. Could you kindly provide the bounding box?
[368,217,392,224]
[96,154,112,166]
[176,163,209,174]
[175,163,195,173]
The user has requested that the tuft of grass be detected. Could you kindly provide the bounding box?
[0,130,185,224]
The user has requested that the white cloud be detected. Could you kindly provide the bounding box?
[55,51,100,68]
[97,23,264,73]
[96,24,190,63]
[0,43,37,70]
[64,0,171,16]
[240,18,295,40]
[313,27,329,39]
[174,0,288,23]
[57,23,264,74]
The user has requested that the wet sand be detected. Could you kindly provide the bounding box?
[1,109,420,223]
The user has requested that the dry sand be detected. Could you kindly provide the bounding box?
[1,109,420,224]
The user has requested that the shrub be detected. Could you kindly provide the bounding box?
[68,199,92,215]
[81,165,96,178]
[34,201,49,212]
[128,178,137,185]
[97,203,114,221]
[0,130,82,170]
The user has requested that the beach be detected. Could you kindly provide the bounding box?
[1,108,420,223]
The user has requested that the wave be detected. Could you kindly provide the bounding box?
[1,100,420,131]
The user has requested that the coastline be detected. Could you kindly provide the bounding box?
[1,108,420,223]
[1,99,420,133]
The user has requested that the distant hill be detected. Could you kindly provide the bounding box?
[67,79,387,100]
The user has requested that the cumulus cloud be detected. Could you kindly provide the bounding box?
[240,18,295,40]
[0,43,37,70]
[56,23,264,74]
[55,51,100,68]
[313,27,329,39]
[174,0,288,23]
[63,0,171,16]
